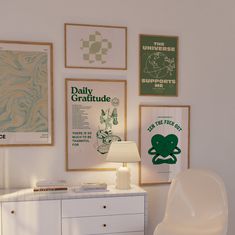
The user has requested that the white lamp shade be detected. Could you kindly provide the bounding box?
[106,141,141,163]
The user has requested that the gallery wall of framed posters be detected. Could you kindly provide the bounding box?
[0,40,54,146]
[139,105,190,185]
[139,35,178,96]
[65,79,127,171]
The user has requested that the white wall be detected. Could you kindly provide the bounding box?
[0,0,235,234]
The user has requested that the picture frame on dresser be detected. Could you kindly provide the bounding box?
[139,34,178,96]
[65,78,127,171]
[64,23,127,70]
[139,105,190,185]
[0,40,54,146]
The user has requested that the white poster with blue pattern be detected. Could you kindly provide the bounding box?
[0,41,53,146]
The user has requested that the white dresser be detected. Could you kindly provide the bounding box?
[0,185,147,235]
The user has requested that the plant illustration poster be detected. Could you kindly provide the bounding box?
[139,35,178,96]
[65,79,126,171]
[0,41,53,146]
[65,24,127,70]
[139,105,190,185]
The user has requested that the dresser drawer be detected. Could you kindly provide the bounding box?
[62,196,144,217]
[62,214,144,235]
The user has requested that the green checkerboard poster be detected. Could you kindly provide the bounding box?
[139,35,178,96]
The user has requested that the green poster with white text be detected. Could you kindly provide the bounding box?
[139,35,178,96]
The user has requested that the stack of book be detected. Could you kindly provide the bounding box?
[74,182,108,193]
[33,180,68,192]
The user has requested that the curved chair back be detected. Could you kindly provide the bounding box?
[154,169,228,235]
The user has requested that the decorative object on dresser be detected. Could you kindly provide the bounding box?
[36,179,67,187]
[106,141,141,189]
[33,186,68,192]
[74,182,108,193]
[33,179,68,192]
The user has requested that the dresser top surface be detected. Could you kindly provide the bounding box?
[0,185,146,202]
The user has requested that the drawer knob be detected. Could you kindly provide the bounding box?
[103,205,107,209]
[11,210,15,214]
[103,224,107,227]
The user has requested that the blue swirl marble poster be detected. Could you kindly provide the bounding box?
[0,41,53,146]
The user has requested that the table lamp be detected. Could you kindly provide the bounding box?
[106,141,141,190]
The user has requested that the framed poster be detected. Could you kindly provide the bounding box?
[64,23,127,70]
[65,78,127,171]
[139,34,178,96]
[139,105,190,185]
[0,40,53,146]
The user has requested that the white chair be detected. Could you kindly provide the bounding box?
[154,169,228,235]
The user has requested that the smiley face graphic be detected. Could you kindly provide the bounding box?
[148,134,181,165]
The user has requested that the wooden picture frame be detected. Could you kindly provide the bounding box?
[0,40,54,146]
[139,105,190,185]
[139,34,178,96]
[65,78,127,171]
[64,23,127,70]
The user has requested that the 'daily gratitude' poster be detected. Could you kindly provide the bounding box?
[65,79,126,171]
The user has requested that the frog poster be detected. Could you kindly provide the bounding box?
[139,105,190,185]
[139,35,178,96]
